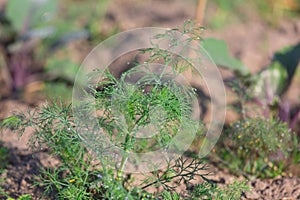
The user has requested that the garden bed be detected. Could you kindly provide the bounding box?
[1,0,300,199]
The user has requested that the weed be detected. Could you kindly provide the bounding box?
[188,180,249,200]
[213,117,297,178]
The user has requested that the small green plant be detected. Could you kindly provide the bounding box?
[205,38,300,178]
[0,22,252,199]
[0,99,213,199]
[7,194,32,200]
[86,67,199,177]
[0,22,244,199]
[202,33,300,180]
[188,180,250,200]
[213,117,298,178]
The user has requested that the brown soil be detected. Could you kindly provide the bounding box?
[1,0,300,199]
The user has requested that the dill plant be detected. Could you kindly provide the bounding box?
[0,21,249,199]
[0,76,209,199]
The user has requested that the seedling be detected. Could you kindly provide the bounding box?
[213,116,298,178]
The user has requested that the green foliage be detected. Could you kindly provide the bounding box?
[45,59,79,83]
[42,58,79,101]
[1,116,22,131]
[211,0,244,11]
[1,0,110,97]
[0,21,241,197]
[159,191,180,200]
[141,157,209,192]
[214,117,297,178]
[204,39,300,103]
[208,40,300,179]
[0,100,212,199]
[252,61,288,100]
[7,15,300,198]
[188,180,250,200]
[7,194,33,200]
[91,69,197,157]
[251,43,300,101]
[202,38,250,77]
[207,0,246,29]
[43,82,73,102]
[6,0,57,32]
[2,102,109,199]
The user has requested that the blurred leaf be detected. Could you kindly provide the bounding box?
[6,0,57,32]
[273,43,300,83]
[43,82,72,102]
[252,42,300,101]
[202,38,250,76]
[252,61,288,101]
[45,59,79,82]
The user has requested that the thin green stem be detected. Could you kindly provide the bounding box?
[117,153,129,179]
